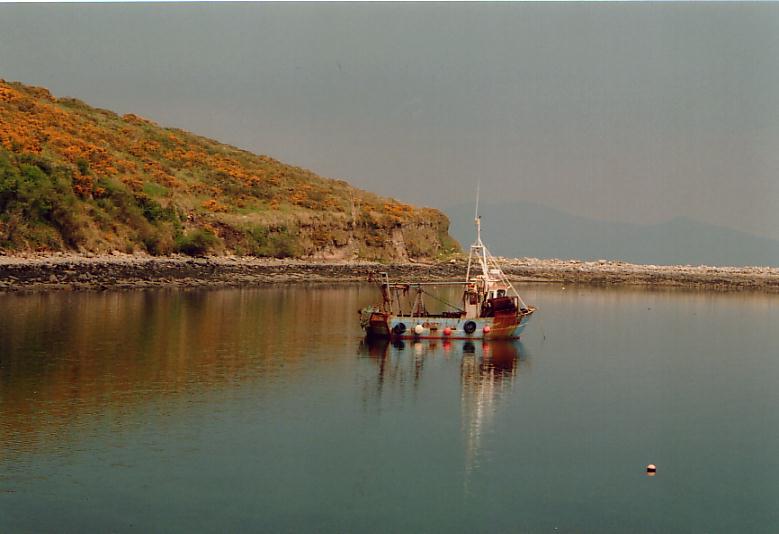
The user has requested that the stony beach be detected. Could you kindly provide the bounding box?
[1,254,778,292]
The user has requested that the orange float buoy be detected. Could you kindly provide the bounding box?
[483,325,491,334]
[443,327,452,336]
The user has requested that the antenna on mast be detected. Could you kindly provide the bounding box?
[474,183,482,245]
[474,183,480,222]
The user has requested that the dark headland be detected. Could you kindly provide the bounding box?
[0,80,456,262]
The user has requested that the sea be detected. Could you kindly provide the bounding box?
[1,284,777,532]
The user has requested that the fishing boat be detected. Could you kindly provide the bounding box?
[359,210,536,340]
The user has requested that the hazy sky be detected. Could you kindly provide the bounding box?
[1,3,778,238]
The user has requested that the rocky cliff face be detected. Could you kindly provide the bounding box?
[207,207,455,261]
[310,213,453,261]
[0,80,459,260]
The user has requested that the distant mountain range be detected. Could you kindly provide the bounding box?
[446,201,779,267]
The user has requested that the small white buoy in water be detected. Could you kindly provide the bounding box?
[646,464,657,475]
[414,324,424,335]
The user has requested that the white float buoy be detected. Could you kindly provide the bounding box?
[414,324,424,335]
[646,464,657,475]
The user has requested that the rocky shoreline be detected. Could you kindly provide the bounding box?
[2,254,779,293]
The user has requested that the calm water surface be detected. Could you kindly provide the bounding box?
[1,284,778,532]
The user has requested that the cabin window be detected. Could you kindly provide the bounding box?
[497,289,506,297]
[468,293,478,305]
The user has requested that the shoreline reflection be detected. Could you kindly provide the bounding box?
[0,287,369,460]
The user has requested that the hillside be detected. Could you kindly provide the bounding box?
[448,201,779,267]
[0,80,458,260]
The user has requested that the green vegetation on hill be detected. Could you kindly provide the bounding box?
[0,80,458,259]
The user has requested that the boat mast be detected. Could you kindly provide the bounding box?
[465,184,491,287]
[464,187,476,284]
[464,185,529,310]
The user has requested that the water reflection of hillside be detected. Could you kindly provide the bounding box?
[0,287,368,458]
[359,338,527,474]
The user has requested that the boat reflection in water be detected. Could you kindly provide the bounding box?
[359,337,527,476]
[460,339,524,477]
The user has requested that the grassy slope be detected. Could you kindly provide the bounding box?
[0,80,458,258]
